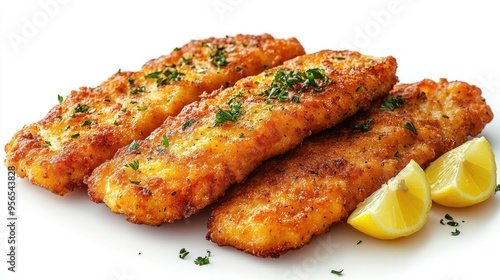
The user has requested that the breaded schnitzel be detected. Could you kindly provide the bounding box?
[206,79,493,258]
[4,34,305,195]
[85,50,398,225]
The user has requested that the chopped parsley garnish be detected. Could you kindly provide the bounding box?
[113,120,119,126]
[179,248,189,259]
[74,104,90,113]
[331,269,344,276]
[403,122,418,135]
[258,68,329,103]
[81,120,91,127]
[145,66,185,86]
[125,160,139,170]
[71,133,80,139]
[58,94,63,103]
[350,118,373,132]
[130,86,146,95]
[380,95,405,111]
[162,135,170,147]
[44,140,52,146]
[129,180,141,185]
[214,92,244,126]
[442,114,450,119]
[356,86,362,92]
[180,56,193,66]
[128,140,139,151]
[194,250,211,266]
[203,43,228,72]
[128,77,135,85]
[442,213,462,236]
[182,119,197,130]
[137,107,148,111]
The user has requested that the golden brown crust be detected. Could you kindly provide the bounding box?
[85,50,398,225]
[206,79,493,258]
[4,34,305,195]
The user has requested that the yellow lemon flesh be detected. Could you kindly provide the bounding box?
[425,136,497,207]
[347,160,432,239]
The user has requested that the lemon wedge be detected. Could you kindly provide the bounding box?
[347,160,432,239]
[425,136,497,207]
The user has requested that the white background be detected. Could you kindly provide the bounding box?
[1,1,499,279]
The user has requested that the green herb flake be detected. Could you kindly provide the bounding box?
[113,120,119,126]
[137,107,148,111]
[194,250,211,266]
[71,133,80,139]
[162,135,170,148]
[128,140,139,151]
[44,140,52,146]
[129,180,141,185]
[442,114,450,119]
[451,229,461,236]
[403,122,418,135]
[128,77,135,85]
[179,248,189,259]
[208,45,228,72]
[291,95,301,103]
[356,86,362,92]
[145,66,185,86]
[74,104,90,113]
[447,221,459,227]
[380,95,405,111]
[125,160,139,170]
[182,119,197,130]
[58,94,64,103]
[81,120,91,127]
[350,118,373,132]
[258,68,329,103]
[130,86,146,95]
[180,56,193,66]
[214,92,244,126]
[331,269,344,276]
[394,151,399,158]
